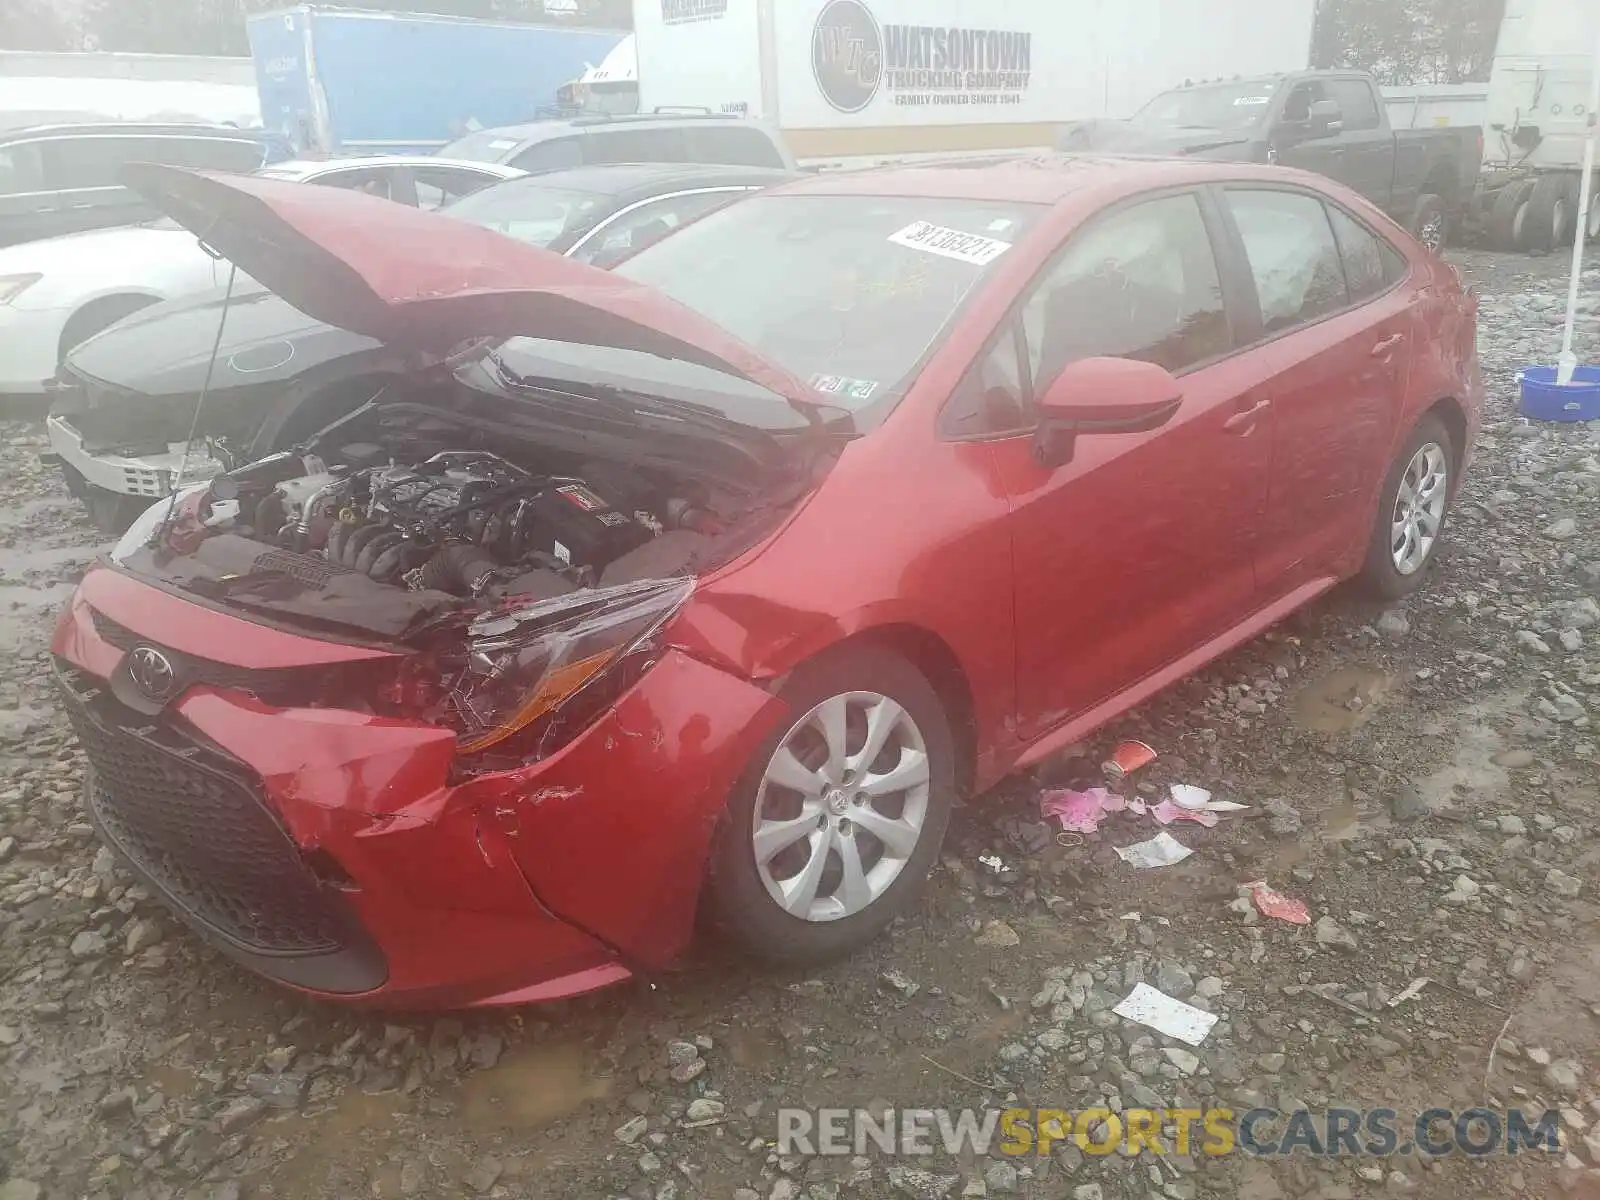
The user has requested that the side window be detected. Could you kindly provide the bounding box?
[1225,189,1350,333]
[1326,205,1393,301]
[584,127,688,164]
[942,328,1026,438]
[0,143,43,194]
[1020,192,1231,394]
[510,137,583,173]
[681,126,785,167]
[314,168,395,200]
[1379,238,1409,284]
[1281,81,1323,123]
[159,137,270,173]
[1325,80,1381,132]
[573,190,748,265]
[412,166,503,210]
[39,137,149,189]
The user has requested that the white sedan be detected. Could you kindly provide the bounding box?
[0,156,522,400]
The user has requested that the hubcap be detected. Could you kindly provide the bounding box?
[1419,213,1445,252]
[752,691,930,923]
[1390,441,1449,576]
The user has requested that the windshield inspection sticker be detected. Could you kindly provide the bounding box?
[810,374,878,400]
[888,221,1012,266]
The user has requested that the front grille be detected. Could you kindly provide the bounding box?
[89,609,389,707]
[57,666,350,957]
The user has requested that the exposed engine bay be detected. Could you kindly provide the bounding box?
[244,447,729,604]
[115,406,812,770]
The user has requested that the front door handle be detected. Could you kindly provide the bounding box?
[1371,333,1406,358]
[1223,399,1270,434]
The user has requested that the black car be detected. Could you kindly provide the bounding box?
[0,123,293,248]
[44,162,794,530]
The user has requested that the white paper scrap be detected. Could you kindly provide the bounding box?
[1114,831,1193,868]
[887,220,1012,265]
[1113,983,1220,1046]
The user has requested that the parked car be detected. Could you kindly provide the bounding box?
[438,112,797,174]
[55,156,1481,1008]
[0,122,292,249]
[1058,71,1483,251]
[43,163,794,530]
[0,156,523,416]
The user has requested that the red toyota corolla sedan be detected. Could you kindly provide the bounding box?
[54,156,1481,1008]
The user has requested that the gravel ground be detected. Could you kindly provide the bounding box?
[1,249,1598,1200]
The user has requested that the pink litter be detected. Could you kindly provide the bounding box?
[1040,787,1125,834]
[1150,799,1221,828]
[1243,881,1311,925]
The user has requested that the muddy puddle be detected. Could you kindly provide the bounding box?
[1291,665,1396,734]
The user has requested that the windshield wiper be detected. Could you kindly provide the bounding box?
[484,351,853,437]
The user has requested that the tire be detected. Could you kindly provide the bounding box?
[1522,174,1579,253]
[705,645,956,966]
[1409,194,1448,254]
[1488,179,1535,252]
[1358,414,1454,601]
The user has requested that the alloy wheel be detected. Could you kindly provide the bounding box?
[1390,441,1449,576]
[1418,213,1446,253]
[752,691,930,923]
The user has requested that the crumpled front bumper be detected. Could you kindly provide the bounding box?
[53,565,785,1009]
[46,413,226,500]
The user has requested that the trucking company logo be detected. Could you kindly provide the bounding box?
[812,0,1032,114]
[661,0,727,24]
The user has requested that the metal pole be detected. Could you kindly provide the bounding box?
[1556,20,1600,384]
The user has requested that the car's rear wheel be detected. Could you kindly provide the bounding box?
[1358,414,1454,601]
[1409,194,1447,253]
[705,646,955,966]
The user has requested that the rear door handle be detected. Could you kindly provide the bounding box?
[1371,333,1406,357]
[1223,399,1270,433]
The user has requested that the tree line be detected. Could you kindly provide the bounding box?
[3,0,1504,84]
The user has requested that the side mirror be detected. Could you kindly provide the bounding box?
[1307,99,1344,137]
[1031,357,1183,469]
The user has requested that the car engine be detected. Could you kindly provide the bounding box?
[232,448,725,606]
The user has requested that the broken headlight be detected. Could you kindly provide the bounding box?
[452,577,694,759]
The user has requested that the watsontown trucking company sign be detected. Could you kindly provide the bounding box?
[811,0,1033,114]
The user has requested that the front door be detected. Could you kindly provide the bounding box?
[982,190,1277,740]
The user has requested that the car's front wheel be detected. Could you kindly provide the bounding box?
[705,646,955,965]
[1359,413,1454,600]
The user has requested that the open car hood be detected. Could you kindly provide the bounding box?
[122,164,816,408]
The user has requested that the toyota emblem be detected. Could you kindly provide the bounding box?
[127,646,176,702]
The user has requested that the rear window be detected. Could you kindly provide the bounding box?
[682,125,785,168]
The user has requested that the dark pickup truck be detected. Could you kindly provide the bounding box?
[1058,71,1483,251]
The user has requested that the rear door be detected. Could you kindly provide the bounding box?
[36,135,157,237]
[972,189,1278,737]
[1217,186,1414,598]
[1321,78,1398,211]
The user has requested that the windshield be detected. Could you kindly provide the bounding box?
[1134,82,1277,131]
[611,193,1041,407]
[438,130,524,163]
[439,179,610,249]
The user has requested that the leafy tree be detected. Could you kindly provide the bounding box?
[0,0,72,50]
[1311,0,1506,84]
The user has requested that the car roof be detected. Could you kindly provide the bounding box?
[496,161,795,197]
[0,122,272,142]
[770,152,1341,205]
[262,156,524,179]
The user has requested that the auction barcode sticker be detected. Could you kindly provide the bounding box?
[888,221,1012,266]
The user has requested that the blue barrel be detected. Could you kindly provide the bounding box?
[1517,365,1600,422]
